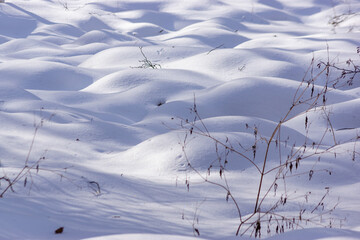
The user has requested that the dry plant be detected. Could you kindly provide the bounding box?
[329,11,360,28]
[176,48,360,237]
[329,3,360,32]
[181,199,205,237]
[58,0,69,11]
[132,47,161,69]
[0,114,73,197]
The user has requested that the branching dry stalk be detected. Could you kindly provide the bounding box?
[0,114,75,198]
[0,117,46,197]
[58,0,69,11]
[177,48,359,237]
[132,47,161,69]
[329,10,360,32]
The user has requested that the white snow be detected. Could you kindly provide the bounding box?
[0,0,359,239]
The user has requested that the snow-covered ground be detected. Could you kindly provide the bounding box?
[0,0,360,239]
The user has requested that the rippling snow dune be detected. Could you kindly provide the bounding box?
[0,0,359,239]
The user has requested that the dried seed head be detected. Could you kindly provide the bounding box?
[309,170,314,180]
[55,227,64,234]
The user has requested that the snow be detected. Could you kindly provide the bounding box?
[0,0,359,239]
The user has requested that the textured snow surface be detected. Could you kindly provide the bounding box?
[0,0,359,239]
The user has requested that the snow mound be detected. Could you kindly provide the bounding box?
[0,0,359,239]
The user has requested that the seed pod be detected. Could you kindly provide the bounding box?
[55,227,64,234]
[309,170,314,180]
